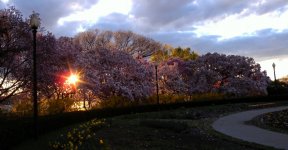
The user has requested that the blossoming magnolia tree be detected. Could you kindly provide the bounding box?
[158,53,270,97]
[78,48,154,101]
[199,53,270,96]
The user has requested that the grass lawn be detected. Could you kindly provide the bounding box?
[15,102,287,150]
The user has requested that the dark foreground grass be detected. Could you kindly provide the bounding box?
[15,102,286,150]
[2,95,286,150]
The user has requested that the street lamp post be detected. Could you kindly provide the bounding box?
[155,65,159,104]
[30,12,40,139]
[272,62,276,81]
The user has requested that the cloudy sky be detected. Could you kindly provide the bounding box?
[1,0,288,79]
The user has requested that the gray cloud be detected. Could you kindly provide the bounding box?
[53,21,84,37]
[252,0,288,15]
[132,0,192,27]
[131,0,288,32]
[129,0,288,62]
[220,29,288,61]
[91,13,133,31]
[131,0,252,32]
[1,0,287,64]
[150,29,288,61]
[9,0,98,31]
[0,2,4,8]
[53,13,134,37]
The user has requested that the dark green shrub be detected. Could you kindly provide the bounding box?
[11,99,33,116]
[45,98,76,115]
[145,93,225,105]
[267,81,288,95]
[11,97,78,116]
[99,96,139,108]
[190,93,225,101]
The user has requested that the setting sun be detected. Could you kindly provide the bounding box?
[67,74,79,85]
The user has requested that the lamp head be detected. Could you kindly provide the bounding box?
[30,12,40,29]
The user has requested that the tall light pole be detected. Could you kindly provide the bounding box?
[272,62,276,81]
[30,12,40,139]
[155,65,159,104]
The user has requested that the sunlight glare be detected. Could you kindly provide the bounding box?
[67,74,79,85]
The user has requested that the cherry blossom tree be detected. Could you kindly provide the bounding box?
[79,48,154,101]
[157,58,187,94]
[199,53,269,97]
[157,53,269,98]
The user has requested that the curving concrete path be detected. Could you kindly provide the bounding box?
[213,106,288,150]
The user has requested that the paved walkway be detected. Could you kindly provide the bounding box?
[213,106,288,150]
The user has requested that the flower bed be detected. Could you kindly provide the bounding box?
[49,119,108,149]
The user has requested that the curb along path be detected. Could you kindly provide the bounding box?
[213,106,288,150]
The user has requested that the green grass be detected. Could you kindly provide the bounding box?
[15,102,286,150]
